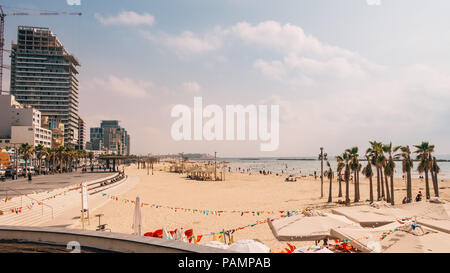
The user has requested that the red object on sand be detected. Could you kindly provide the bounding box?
[185,229,194,242]
[143,229,163,238]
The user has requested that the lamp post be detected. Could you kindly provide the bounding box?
[214,151,217,181]
[147,154,150,175]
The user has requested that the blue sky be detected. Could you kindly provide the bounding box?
[2,0,450,156]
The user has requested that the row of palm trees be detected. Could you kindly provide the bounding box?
[325,141,440,206]
[17,143,95,177]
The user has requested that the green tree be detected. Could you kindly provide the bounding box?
[362,153,374,203]
[346,147,360,202]
[414,141,434,200]
[19,143,34,178]
[394,145,413,203]
[336,156,345,198]
[368,141,383,201]
[431,157,440,198]
[34,144,46,175]
[383,142,396,205]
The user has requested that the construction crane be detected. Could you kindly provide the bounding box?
[0,5,82,94]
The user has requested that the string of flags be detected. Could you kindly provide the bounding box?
[0,183,86,216]
[100,192,304,217]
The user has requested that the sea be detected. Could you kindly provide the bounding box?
[193,156,450,179]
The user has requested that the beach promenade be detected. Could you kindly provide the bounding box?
[0,171,132,228]
[0,171,115,200]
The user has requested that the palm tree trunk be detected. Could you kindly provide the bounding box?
[425,170,430,199]
[24,158,28,178]
[369,175,374,203]
[328,177,332,203]
[376,167,381,200]
[384,171,391,203]
[380,168,385,199]
[407,170,412,203]
[356,171,360,201]
[338,172,342,197]
[345,167,350,206]
[430,169,438,197]
[354,170,358,202]
[433,172,439,197]
[390,174,394,205]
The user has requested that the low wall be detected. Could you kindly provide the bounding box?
[0,225,231,253]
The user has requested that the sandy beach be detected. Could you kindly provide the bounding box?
[74,163,450,251]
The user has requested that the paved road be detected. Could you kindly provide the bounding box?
[0,171,115,199]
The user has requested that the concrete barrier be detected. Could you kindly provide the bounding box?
[0,225,233,253]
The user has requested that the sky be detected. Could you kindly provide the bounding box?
[2,0,450,157]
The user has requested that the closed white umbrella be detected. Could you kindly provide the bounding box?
[132,196,142,236]
[228,240,270,253]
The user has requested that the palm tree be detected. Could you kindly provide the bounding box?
[346,147,360,202]
[342,151,351,206]
[362,154,374,203]
[378,152,390,203]
[56,146,66,173]
[414,141,434,200]
[394,145,413,203]
[326,161,334,203]
[368,141,382,201]
[431,157,440,198]
[45,148,53,173]
[383,143,396,205]
[19,143,34,178]
[34,144,45,175]
[336,156,345,197]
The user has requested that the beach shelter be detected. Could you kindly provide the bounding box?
[228,240,270,253]
[330,220,450,253]
[269,213,361,241]
[133,196,142,236]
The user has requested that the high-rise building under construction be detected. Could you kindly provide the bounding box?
[9,26,80,146]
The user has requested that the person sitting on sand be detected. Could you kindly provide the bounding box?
[415,191,423,202]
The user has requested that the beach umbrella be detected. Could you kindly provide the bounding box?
[202,241,230,250]
[228,240,270,253]
[132,196,142,236]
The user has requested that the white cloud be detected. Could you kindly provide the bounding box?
[229,21,357,59]
[253,59,285,81]
[95,11,155,26]
[144,30,221,56]
[90,75,152,99]
[182,81,201,93]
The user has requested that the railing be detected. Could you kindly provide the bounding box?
[2,187,54,219]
